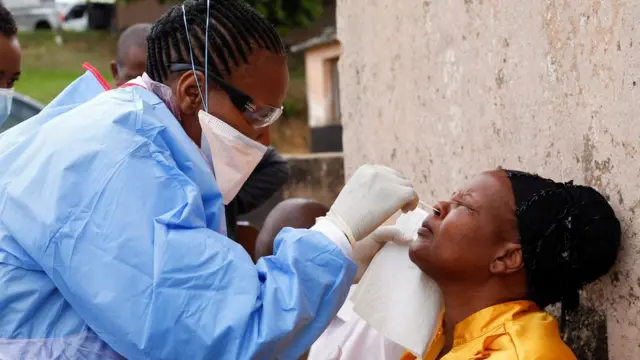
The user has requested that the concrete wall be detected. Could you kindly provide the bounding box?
[337,0,639,359]
[282,152,345,205]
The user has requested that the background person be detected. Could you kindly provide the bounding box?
[111,23,151,87]
[0,3,21,126]
[254,198,330,261]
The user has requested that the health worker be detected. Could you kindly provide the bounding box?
[0,0,418,359]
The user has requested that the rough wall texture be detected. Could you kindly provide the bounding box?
[337,0,640,358]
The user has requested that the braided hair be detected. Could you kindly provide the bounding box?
[504,170,621,329]
[0,3,17,38]
[146,0,285,83]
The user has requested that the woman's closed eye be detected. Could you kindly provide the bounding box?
[451,200,477,214]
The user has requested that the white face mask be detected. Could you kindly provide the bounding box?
[181,3,268,205]
[199,110,267,204]
[0,88,14,127]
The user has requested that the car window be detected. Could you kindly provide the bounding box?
[65,4,87,21]
[1,97,42,133]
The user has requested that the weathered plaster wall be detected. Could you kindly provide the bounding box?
[337,0,640,358]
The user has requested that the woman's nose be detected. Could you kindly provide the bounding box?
[433,201,450,219]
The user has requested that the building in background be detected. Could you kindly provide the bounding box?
[292,27,342,153]
[86,0,115,30]
[114,0,170,30]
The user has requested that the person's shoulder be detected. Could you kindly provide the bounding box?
[1,88,165,176]
[504,311,577,360]
[51,86,173,144]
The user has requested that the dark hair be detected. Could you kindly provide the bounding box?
[146,0,285,83]
[0,4,18,38]
[504,170,621,318]
[117,23,152,67]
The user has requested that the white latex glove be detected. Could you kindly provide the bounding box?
[353,226,414,283]
[323,164,419,245]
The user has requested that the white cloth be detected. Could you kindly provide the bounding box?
[351,209,443,358]
[353,225,413,283]
[307,285,406,360]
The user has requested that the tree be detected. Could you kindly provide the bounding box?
[119,0,324,32]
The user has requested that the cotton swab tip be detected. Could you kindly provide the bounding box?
[419,201,440,216]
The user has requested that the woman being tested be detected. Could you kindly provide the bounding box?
[0,0,418,359]
[403,169,620,359]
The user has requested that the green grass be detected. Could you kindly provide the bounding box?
[16,31,307,108]
[15,31,116,103]
[14,31,310,151]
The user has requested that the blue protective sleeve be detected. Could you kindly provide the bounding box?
[21,143,355,359]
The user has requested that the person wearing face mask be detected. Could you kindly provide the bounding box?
[0,4,20,127]
[0,1,419,359]
[109,22,291,243]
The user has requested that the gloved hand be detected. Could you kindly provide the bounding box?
[353,225,413,283]
[323,164,419,245]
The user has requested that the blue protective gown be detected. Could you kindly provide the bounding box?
[0,70,356,359]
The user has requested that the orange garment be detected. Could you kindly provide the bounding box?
[400,301,576,360]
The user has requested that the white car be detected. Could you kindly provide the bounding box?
[58,0,88,32]
[1,0,87,32]
[1,0,62,31]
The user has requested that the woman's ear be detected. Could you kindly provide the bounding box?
[175,71,206,116]
[490,243,524,275]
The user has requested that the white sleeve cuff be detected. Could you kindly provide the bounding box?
[311,219,353,259]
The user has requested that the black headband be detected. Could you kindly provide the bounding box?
[503,169,620,331]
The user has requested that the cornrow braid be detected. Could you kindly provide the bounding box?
[146,0,285,83]
[504,170,620,328]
